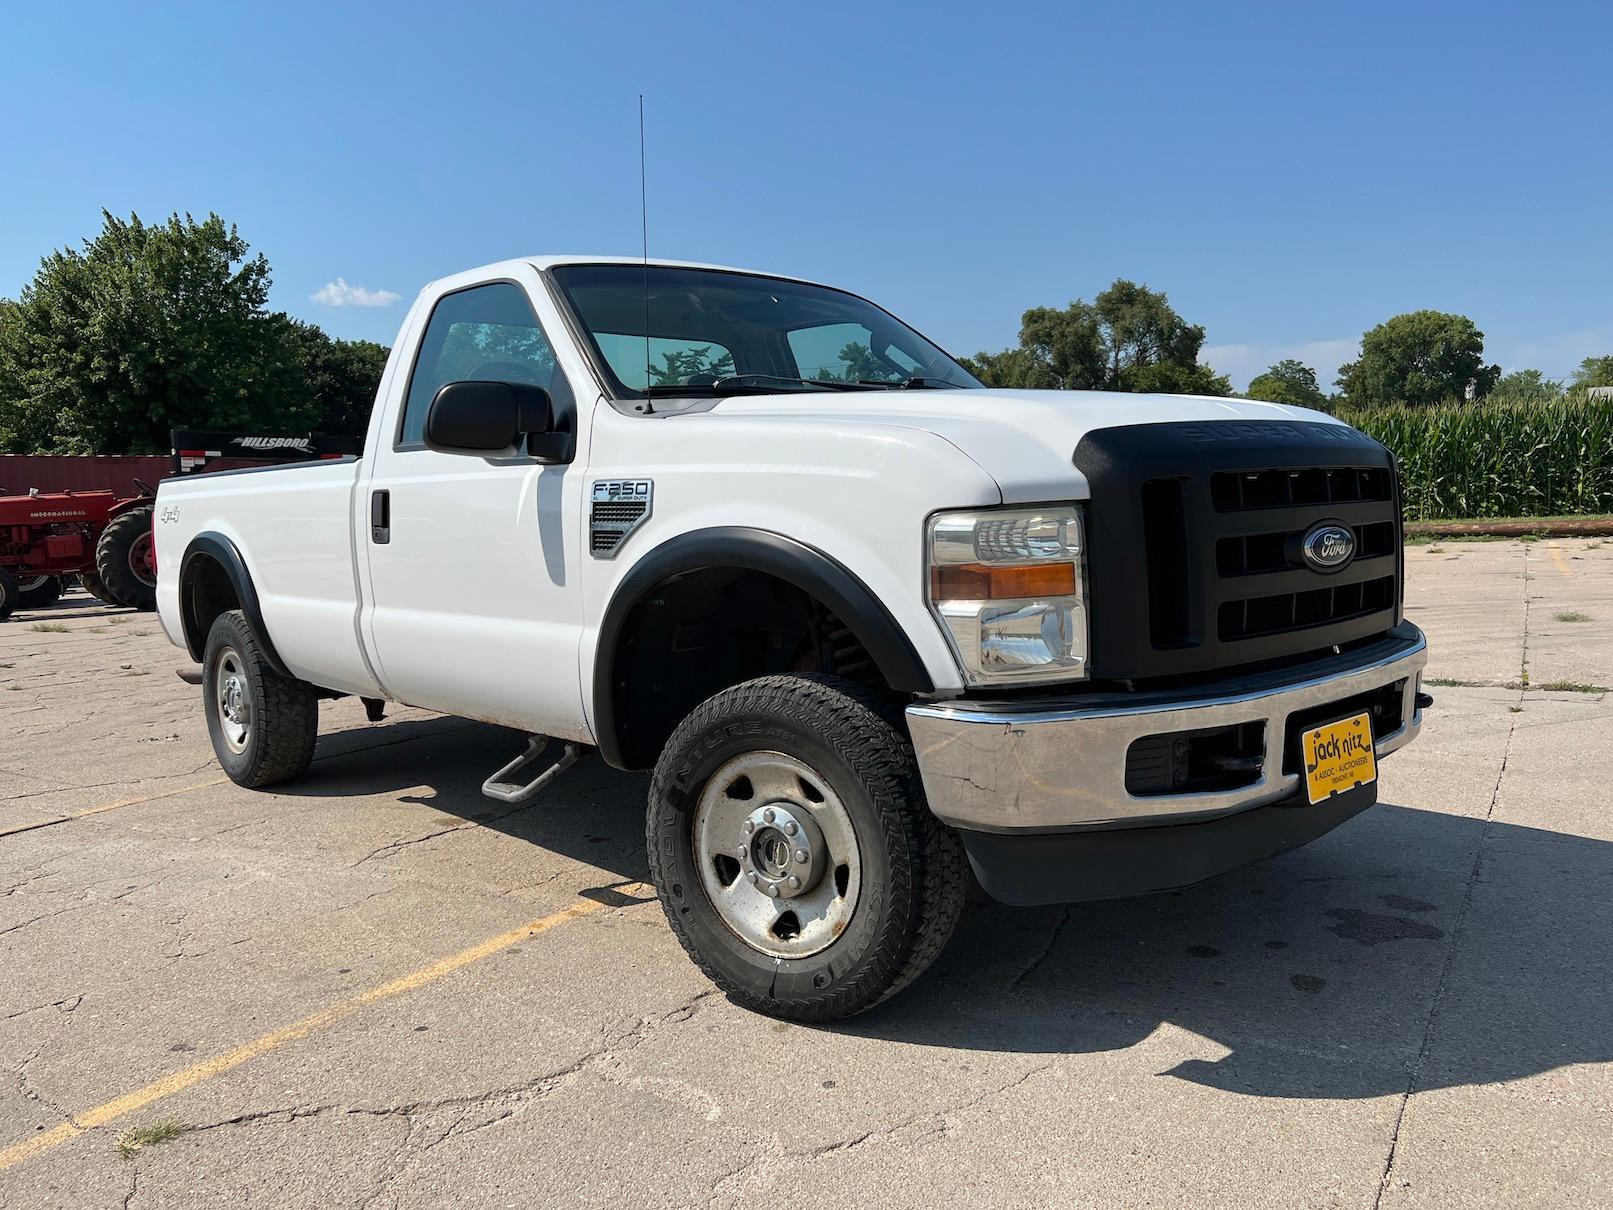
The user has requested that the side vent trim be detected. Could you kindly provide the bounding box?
[590,479,653,559]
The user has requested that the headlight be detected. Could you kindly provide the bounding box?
[926,505,1088,686]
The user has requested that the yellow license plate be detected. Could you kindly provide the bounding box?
[1302,712,1377,804]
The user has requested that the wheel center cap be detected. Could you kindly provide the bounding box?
[739,803,824,899]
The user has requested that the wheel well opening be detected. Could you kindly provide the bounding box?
[608,567,882,770]
[183,555,241,658]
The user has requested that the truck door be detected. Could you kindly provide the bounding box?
[359,273,590,741]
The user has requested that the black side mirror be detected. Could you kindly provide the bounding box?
[424,381,553,455]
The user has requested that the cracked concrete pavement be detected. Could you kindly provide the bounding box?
[1,540,1610,1207]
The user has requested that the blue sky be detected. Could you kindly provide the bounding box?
[4,0,1610,389]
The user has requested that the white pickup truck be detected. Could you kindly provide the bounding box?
[155,256,1429,1020]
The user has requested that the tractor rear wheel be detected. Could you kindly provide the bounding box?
[17,576,63,610]
[95,507,157,611]
[0,567,18,621]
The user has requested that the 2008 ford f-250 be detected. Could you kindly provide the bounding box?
[155,257,1429,1020]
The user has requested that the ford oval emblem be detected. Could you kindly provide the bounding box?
[1302,522,1356,572]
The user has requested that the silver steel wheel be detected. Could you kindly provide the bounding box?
[693,751,861,958]
[17,576,48,591]
[213,647,252,754]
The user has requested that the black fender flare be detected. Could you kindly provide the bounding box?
[592,526,935,769]
[178,533,291,677]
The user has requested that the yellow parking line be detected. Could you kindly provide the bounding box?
[0,893,632,1172]
[1548,542,1572,576]
[0,779,232,839]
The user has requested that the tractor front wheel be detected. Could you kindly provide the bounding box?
[79,569,121,607]
[16,576,63,610]
[0,567,18,621]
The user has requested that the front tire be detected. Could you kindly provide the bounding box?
[203,611,319,788]
[0,567,18,621]
[647,675,966,1021]
[17,576,63,610]
[79,568,121,607]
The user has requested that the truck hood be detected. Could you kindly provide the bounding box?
[710,389,1348,503]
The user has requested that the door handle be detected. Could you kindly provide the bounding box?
[370,489,390,544]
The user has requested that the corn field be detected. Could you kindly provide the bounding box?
[1335,394,1613,520]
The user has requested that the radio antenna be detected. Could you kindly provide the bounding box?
[639,94,652,413]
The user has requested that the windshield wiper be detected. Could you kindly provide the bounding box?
[857,376,966,390]
[642,373,863,397]
[713,373,869,392]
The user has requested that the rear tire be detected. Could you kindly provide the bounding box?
[95,507,157,611]
[0,567,17,621]
[647,674,967,1021]
[17,576,63,610]
[203,610,319,788]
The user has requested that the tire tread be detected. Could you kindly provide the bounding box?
[647,674,965,1021]
[204,611,318,788]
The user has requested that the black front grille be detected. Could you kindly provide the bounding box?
[1219,574,1396,641]
[1217,520,1396,577]
[1073,421,1402,682]
[1211,466,1393,511]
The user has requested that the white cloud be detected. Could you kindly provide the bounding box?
[310,277,401,308]
[1199,338,1358,393]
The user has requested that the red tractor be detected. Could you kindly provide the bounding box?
[0,483,157,620]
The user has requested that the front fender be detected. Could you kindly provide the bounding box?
[590,526,934,769]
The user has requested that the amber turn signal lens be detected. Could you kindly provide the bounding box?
[930,561,1077,601]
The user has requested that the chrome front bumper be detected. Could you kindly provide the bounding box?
[906,625,1428,833]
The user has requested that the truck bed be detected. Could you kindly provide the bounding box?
[155,458,383,697]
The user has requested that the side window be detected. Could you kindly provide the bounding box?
[399,283,557,447]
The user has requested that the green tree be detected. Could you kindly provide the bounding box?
[1488,368,1563,405]
[0,211,391,453]
[287,322,390,436]
[1571,355,1613,389]
[0,212,306,452]
[1336,311,1500,406]
[965,280,1229,395]
[1245,359,1328,408]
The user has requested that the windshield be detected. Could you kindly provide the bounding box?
[548,264,982,400]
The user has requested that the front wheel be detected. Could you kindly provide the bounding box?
[79,568,121,607]
[647,675,966,1021]
[0,567,18,621]
[203,610,319,788]
[17,576,63,610]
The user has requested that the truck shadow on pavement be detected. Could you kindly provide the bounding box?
[288,717,654,889]
[286,719,1609,1103]
[850,799,1613,1101]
